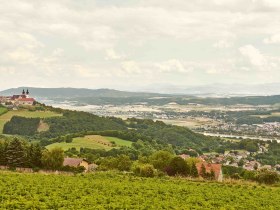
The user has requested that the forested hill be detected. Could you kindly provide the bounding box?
[2,105,220,153]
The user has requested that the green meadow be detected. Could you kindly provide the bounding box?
[46,135,132,151]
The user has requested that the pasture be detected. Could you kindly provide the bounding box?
[46,135,132,151]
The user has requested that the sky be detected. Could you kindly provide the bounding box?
[1,0,280,91]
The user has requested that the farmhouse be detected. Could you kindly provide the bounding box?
[63,158,89,171]
[196,162,223,182]
[179,154,190,160]
[0,89,35,107]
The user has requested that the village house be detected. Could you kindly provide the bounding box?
[243,160,261,171]
[179,154,190,160]
[63,157,89,171]
[0,89,35,107]
[196,162,223,182]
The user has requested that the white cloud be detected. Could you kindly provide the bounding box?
[213,40,233,49]
[6,48,38,65]
[120,61,141,74]
[239,45,280,71]
[154,59,192,73]
[52,48,64,57]
[239,45,266,67]
[105,49,126,60]
[264,34,280,44]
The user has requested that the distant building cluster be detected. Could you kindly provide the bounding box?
[0,89,35,107]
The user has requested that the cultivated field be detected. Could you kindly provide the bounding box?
[0,110,62,133]
[46,135,132,151]
[0,171,279,209]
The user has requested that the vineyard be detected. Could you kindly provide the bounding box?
[0,171,279,209]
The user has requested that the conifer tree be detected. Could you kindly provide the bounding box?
[200,164,206,178]
[0,141,8,165]
[190,162,199,178]
[28,144,43,168]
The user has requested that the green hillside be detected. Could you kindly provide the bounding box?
[0,110,62,133]
[0,107,233,154]
[0,171,279,209]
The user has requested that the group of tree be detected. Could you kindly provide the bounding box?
[3,116,40,136]
[97,150,204,179]
[256,140,280,166]
[223,165,279,184]
[0,138,43,168]
[0,138,66,171]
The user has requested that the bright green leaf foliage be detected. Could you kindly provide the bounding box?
[0,172,279,209]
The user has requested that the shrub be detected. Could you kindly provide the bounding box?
[149,150,173,171]
[255,169,279,185]
[140,164,156,177]
[132,162,156,177]
[231,173,241,180]
[165,157,189,176]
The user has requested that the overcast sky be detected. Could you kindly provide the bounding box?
[1,0,280,91]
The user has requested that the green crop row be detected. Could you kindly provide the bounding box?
[0,171,279,209]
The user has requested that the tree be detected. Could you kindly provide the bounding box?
[116,155,132,171]
[245,142,258,153]
[200,164,207,178]
[28,144,43,168]
[190,162,199,178]
[149,150,173,171]
[42,148,64,170]
[6,138,26,167]
[209,169,215,180]
[253,163,258,170]
[0,141,7,165]
[166,157,190,176]
[238,158,245,167]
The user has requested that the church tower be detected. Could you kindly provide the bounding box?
[22,89,25,95]
[26,89,29,98]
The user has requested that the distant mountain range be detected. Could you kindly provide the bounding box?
[138,83,280,96]
[0,87,168,98]
[1,86,280,106]
[2,83,280,99]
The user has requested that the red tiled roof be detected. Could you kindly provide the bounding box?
[196,162,222,180]
[18,98,35,102]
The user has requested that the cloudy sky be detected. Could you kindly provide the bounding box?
[1,0,280,91]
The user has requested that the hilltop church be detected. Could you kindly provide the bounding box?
[0,89,35,106]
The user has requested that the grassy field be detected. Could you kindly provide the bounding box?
[0,107,8,115]
[0,171,279,209]
[162,117,218,129]
[0,110,62,133]
[46,135,132,151]
[106,136,133,147]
